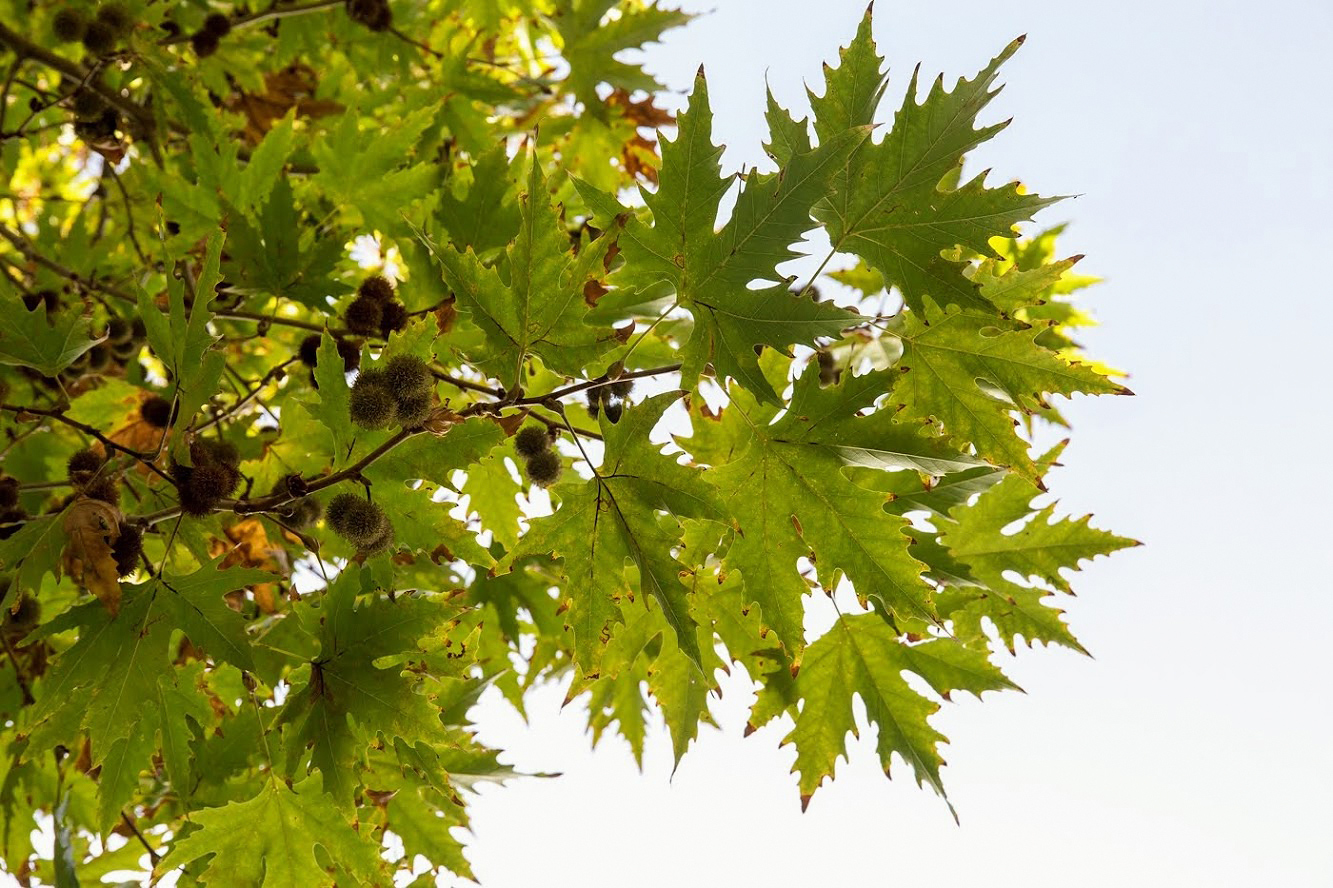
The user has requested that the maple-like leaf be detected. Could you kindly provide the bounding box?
[937,444,1140,652]
[788,613,1017,813]
[0,297,99,378]
[27,559,269,768]
[577,71,867,401]
[811,7,1059,314]
[550,0,693,109]
[416,156,619,387]
[888,308,1129,479]
[278,567,456,806]
[704,365,946,656]
[505,393,724,673]
[157,775,387,887]
[0,515,67,611]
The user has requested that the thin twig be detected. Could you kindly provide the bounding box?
[120,811,160,865]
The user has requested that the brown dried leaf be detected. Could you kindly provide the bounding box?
[226,64,346,145]
[210,519,287,614]
[61,497,123,614]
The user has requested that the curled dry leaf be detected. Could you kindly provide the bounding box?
[61,497,123,615]
[420,407,465,436]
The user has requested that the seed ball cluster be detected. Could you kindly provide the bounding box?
[343,275,408,339]
[349,356,435,430]
[298,334,362,373]
[0,475,24,541]
[0,478,18,510]
[346,0,393,32]
[172,439,242,516]
[271,474,323,530]
[111,523,142,577]
[140,394,176,429]
[66,449,120,505]
[190,10,233,57]
[325,492,394,554]
[74,3,132,56]
[513,425,562,487]
[586,378,633,424]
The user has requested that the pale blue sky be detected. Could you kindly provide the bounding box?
[462,2,1333,886]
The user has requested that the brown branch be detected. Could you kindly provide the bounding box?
[513,363,682,406]
[0,223,135,303]
[0,403,175,483]
[0,21,154,131]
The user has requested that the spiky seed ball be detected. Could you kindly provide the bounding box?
[346,0,393,32]
[358,275,394,302]
[71,89,107,121]
[358,522,395,555]
[356,368,387,389]
[0,480,17,511]
[95,2,132,37]
[0,508,27,540]
[68,449,105,479]
[289,497,323,530]
[22,290,59,313]
[53,8,87,41]
[326,493,388,546]
[0,478,19,509]
[585,388,601,419]
[190,29,219,57]
[350,384,398,429]
[106,317,132,344]
[344,295,383,336]
[194,438,240,468]
[84,476,120,506]
[176,464,230,515]
[525,450,562,487]
[382,355,432,394]
[111,523,142,577]
[140,395,173,428]
[298,334,321,368]
[394,390,433,428]
[514,425,550,458]
[337,338,362,371]
[87,344,112,372]
[606,378,634,399]
[202,13,232,37]
[602,397,624,424]
[81,19,116,54]
[378,301,408,336]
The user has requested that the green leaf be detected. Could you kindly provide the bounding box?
[937,452,1140,652]
[0,514,66,609]
[235,112,296,218]
[0,298,98,378]
[506,393,724,672]
[889,308,1129,478]
[552,0,693,108]
[278,568,456,807]
[436,142,521,256]
[157,775,387,887]
[415,156,619,387]
[789,613,1016,811]
[813,13,1058,313]
[706,366,940,655]
[307,332,355,465]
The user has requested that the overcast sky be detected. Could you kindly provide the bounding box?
[461,2,1333,886]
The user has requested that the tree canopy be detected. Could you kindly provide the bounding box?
[0,1,1135,884]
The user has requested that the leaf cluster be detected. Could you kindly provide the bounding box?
[0,2,1135,884]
